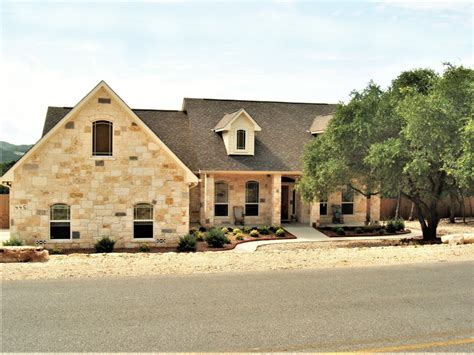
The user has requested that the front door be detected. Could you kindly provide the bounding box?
[281,186,289,221]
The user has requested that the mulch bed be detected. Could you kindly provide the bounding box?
[317,227,411,238]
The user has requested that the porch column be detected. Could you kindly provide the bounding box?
[203,173,215,227]
[271,174,281,226]
[310,202,320,227]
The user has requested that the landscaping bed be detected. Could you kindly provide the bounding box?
[317,225,411,238]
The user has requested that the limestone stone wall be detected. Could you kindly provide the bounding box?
[10,87,190,249]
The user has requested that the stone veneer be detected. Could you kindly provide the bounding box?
[9,87,190,249]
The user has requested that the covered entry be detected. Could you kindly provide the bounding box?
[280,177,297,222]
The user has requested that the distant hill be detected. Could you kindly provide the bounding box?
[0,141,33,163]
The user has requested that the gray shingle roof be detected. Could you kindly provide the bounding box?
[42,98,337,172]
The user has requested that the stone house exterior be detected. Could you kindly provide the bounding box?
[1,81,380,249]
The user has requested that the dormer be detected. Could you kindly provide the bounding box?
[309,113,333,135]
[213,109,262,155]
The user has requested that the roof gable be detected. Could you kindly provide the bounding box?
[310,113,333,134]
[213,109,262,132]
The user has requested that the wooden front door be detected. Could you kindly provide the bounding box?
[281,186,289,221]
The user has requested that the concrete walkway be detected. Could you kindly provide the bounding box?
[233,223,422,252]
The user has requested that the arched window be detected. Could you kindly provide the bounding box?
[93,120,113,156]
[245,181,259,216]
[341,185,354,215]
[50,204,71,240]
[236,129,246,150]
[134,203,154,239]
[214,181,229,217]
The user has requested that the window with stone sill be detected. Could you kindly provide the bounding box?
[341,186,354,215]
[92,120,113,156]
[245,181,259,216]
[214,181,229,217]
[134,203,154,239]
[50,203,71,240]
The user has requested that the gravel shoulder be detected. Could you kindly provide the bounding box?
[2,242,473,281]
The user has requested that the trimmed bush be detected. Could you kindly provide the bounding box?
[249,229,259,238]
[235,233,244,241]
[232,228,242,235]
[95,236,115,253]
[379,228,386,235]
[198,226,207,233]
[363,225,375,233]
[227,227,234,233]
[205,228,230,248]
[275,228,285,237]
[221,227,230,234]
[270,225,281,233]
[243,226,252,234]
[50,247,63,255]
[195,231,205,242]
[3,236,24,246]
[335,227,345,236]
[139,244,150,253]
[259,226,270,235]
[386,221,397,233]
[177,234,197,252]
[354,227,363,234]
[394,218,405,231]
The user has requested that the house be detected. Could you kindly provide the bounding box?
[1,81,380,249]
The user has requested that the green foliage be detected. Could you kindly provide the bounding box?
[177,234,197,252]
[243,226,252,234]
[2,236,24,246]
[235,233,244,241]
[259,226,270,235]
[275,228,286,237]
[354,227,363,234]
[270,225,281,232]
[221,227,230,234]
[205,228,230,248]
[94,236,115,253]
[195,231,205,242]
[232,228,242,235]
[139,244,150,253]
[335,227,345,236]
[50,247,63,255]
[249,229,259,237]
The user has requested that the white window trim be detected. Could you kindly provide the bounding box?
[245,181,260,217]
[49,204,72,241]
[236,129,246,151]
[92,120,114,157]
[133,204,154,239]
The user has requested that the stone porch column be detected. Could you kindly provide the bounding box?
[271,174,281,226]
[202,173,214,227]
[310,202,320,227]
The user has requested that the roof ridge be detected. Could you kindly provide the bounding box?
[184,97,336,105]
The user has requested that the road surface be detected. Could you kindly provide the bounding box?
[2,261,473,352]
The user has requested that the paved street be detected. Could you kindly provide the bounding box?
[2,261,473,352]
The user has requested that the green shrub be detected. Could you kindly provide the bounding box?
[335,227,345,236]
[232,228,242,235]
[243,226,252,234]
[205,228,230,248]
[379,229,386,235]
[363,225,375,233]
[199,226,207,232]
[139,244,150,253]
[221,227,230,234]
[50,247,63,255]
[195,231,205,242]
[270,225,281,233]
[386,221,397,233]
[235,233,244,241]
[189,228,197,235]
[94,236,115,253]
[2,236,24,246]
[249,229,259,238]
[354,227,363,234]
[393,218,405,231]
[177,234,197,252]
[259,226,270,235]
[275,228,285,237]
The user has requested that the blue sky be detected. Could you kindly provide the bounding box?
[1,0,472,144]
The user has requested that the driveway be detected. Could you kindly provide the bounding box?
[234,223,422,252]
[3,261,473,352]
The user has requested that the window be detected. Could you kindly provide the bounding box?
[214,181,229,217]
[341,186,354,214]
[320,198,328,215]
[134,203,154,239]
[236,130,246,150]
[50,204,71,240]
[245,181,259,216]
[92,121,113,156]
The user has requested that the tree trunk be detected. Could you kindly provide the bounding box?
[415,201,439,241]
[408,202,415,221]
[448,192,456,224]
[395,190,402,219]
[458,190,466,223]
[365,195,371,225]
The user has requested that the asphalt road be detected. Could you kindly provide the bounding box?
[2,261,473,352]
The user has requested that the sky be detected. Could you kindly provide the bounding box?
[0,0,472,144]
